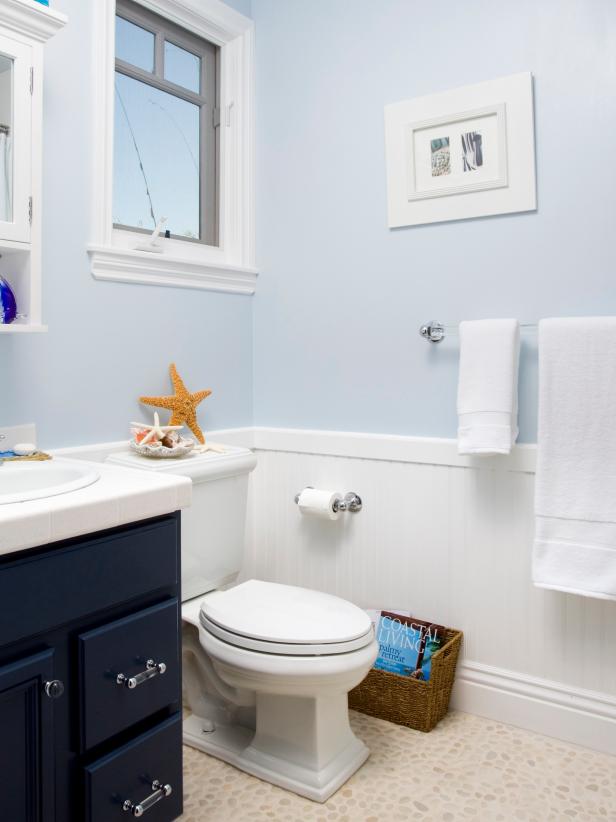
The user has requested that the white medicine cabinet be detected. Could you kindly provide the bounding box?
[0,0,66,333]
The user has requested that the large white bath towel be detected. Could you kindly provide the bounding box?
[457,319,520,455]
[533,317,616,600]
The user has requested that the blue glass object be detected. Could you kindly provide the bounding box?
[0,276,17,324]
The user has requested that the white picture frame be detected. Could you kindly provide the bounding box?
[385,72,536,227]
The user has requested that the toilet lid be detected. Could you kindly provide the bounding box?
[199,579,373,655]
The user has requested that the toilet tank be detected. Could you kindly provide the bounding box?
[106,446,257,601]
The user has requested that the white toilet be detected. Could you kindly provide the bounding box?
[107,446,378,802]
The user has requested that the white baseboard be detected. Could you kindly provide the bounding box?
[452,661,616,756]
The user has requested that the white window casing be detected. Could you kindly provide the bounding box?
[89,0,257,295]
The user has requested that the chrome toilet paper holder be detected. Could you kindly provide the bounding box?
[294,488,363,513]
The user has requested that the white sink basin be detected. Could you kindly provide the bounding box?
[0,459,100,505]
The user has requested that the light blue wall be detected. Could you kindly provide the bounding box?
[3,1,613,447]
[223,0,251,17]
[252,0,616,441]
[0,0,254,448]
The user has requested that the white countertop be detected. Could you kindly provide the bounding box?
[0,458,192,557]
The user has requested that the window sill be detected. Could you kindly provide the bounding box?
[88,245,258,295]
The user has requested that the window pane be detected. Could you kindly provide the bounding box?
[164,41,201,94]
[113,72,200,239]
[0,55,13,222]
[115,16,154,73]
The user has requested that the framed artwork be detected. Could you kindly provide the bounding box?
[385,73,536,227]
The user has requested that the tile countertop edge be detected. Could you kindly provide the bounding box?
[0,462,192,557]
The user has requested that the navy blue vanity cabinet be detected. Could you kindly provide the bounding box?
[0,513,183,822]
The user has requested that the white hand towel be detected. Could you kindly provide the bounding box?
[457,319,520,455]
[533,317,616,600]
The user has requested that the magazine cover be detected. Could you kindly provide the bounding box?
[372,611,444,680]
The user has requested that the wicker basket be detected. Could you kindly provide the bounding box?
[348,627,463,732]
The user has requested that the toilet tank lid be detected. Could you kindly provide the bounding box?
[200,579,372,645]
[106,445,257,481]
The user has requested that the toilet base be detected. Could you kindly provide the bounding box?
[183,712,370,803]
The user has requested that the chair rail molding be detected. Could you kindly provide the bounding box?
[89,0,256,294]
[249,426,537,472]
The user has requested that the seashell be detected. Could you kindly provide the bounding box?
[13,442,36,456]
[161,431,180,448]
[0,276,17,325]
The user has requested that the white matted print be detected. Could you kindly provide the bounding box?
[408,105,506,200]
[385,73,536,227]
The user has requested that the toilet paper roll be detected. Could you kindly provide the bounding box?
[297,488,341,520]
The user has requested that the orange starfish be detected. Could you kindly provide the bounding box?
[140,364,212,444]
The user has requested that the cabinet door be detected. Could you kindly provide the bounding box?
[0,33,32,243]
[0,649,56,822]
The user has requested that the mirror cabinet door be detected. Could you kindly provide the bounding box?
[0,53,13,225]
[0,34,32,244]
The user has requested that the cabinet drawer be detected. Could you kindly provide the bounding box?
[84,713,183,822]
[78,599,180,750]
[0,516,179,648]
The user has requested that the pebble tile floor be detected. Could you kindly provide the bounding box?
[179,710,616,821]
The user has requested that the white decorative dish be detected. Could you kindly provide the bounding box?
[129,439,195,459]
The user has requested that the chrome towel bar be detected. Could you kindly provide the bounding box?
[419,320,538,344]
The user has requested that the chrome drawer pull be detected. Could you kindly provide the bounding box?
[122,780,172,817]
[116,659,167,690]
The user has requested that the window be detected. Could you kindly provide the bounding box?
[113,0,219,246]
[90,0,256,294]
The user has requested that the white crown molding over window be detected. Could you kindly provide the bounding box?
[88,0,257,294]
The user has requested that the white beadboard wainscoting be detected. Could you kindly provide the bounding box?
[55,427,616,755]
[238,428,616,756]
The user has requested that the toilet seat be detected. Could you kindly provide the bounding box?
[199,579,374,656]
[200,612,374,655]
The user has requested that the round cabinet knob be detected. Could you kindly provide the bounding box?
[44,679,65,699]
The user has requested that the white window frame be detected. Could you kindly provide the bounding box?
[89,0,257,295]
